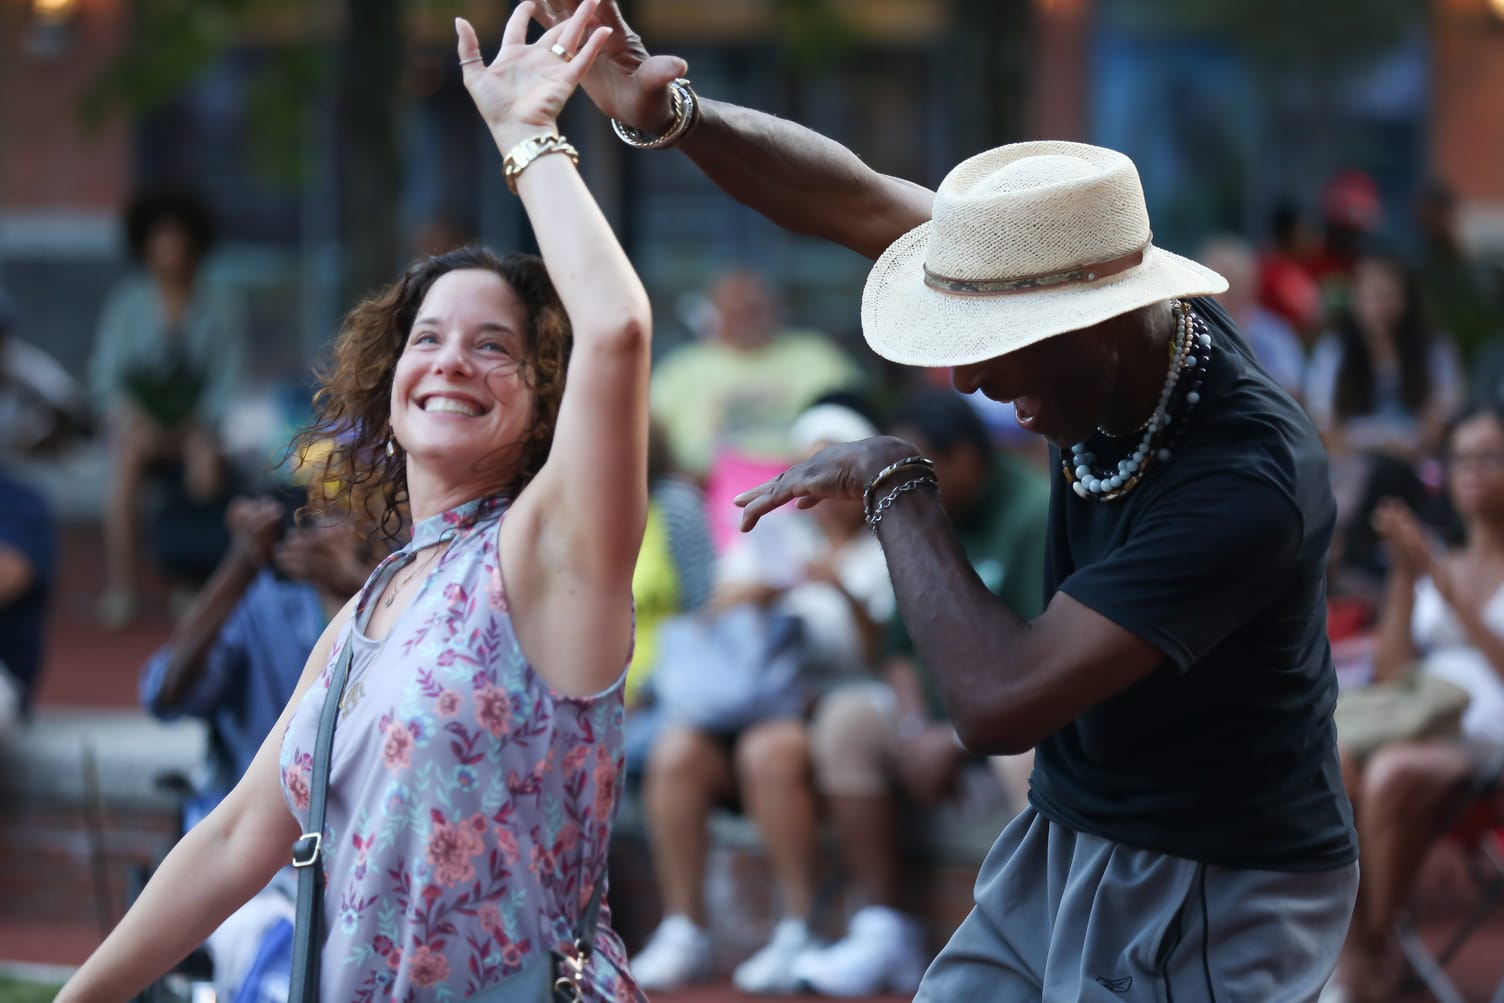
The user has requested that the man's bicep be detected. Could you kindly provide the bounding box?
[980,592,1164,753]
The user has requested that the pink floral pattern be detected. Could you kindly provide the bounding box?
[279,495,640,1002]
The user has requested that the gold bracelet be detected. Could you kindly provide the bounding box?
[502,133,580,194]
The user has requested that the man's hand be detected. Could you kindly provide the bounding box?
[733,436,921,533]
[534,0,687,132]
[273,526,368,599]
[225,497,285,569]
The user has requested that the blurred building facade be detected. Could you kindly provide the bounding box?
[2,0,1502,384]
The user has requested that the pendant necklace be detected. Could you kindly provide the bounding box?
[383,545,442,608]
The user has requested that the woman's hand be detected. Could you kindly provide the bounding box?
[1372,499,1435,580]
[533,0,689,133]
[456,0,614,153]
[733,436,920,533]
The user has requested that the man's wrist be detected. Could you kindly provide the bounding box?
[227,540,267,573]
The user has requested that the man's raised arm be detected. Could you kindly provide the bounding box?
[536,0,934,260]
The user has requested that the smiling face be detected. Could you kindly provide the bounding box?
[389,268,538,495]
[950,322,1119,448]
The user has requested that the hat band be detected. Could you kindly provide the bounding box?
[923,244,1149,297]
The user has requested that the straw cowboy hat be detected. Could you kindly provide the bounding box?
[861,141,1228,368]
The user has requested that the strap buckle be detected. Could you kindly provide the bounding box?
[291,831,322,868]
[551,941,586,1003]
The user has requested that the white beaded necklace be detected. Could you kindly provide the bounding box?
[1064,300,1212,501]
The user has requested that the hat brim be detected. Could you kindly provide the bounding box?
[860,220,1230,369]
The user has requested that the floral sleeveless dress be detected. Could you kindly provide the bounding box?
[279,494,643,1002]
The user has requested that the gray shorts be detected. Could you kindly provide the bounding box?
[916,807,1358,1002]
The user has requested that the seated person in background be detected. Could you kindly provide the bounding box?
[797,388,1051,998]
[91,187,247,628]
[1305,251,1462,595]
[138,489,373,1002]
[0,291,68,733]
[1305,251,1461,462]
[650,269,862,548]
[0,288,93,455]
[0,466,58,735]
[624,420,717,777]
[631,401,894,994]
[1329,403,1504,1002]
[1197,234,1307,401]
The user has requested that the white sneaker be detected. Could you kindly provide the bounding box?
[732,917,821,995]
[791,906,928,997]
[629,914,713,992]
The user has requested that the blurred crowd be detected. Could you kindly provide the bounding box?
[2,162,1503,999]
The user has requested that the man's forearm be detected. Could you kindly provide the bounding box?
[679,99,934,261]
[872,488,1034,753]
[155,551,258,708]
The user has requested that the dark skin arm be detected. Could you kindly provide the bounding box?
[533,0,934,260]
[736,437,1164,756]
[679,100,934,260]
[0,544,35,606]
[153,497,283,709]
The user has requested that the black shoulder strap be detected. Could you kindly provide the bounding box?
[576,871,606,956]
[287,639,356,1003]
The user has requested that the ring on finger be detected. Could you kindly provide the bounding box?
[549,43,572,61]
[459,56,484,66]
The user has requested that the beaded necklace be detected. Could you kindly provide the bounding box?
[1063,300,1211,501]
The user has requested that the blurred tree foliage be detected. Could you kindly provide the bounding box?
[82,0,464,300]
[1113,0,1416,77]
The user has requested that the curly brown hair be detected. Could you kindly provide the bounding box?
[292,246,572,541]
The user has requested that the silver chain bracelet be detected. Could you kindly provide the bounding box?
[864,475,939,531]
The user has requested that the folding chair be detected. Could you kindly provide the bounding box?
[1393,744,1504,1003]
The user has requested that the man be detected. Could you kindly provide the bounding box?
[540,4,1358,998]
[139,491,372,1003]
[1413,179,1502,379]
[0,288,93,456]
[797,388,1050,997]
[1197,234,1306,401]
[651,269,862,551]
[0,289,69,732]
[0,466,55,734]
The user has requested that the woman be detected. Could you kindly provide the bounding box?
[1305,250,1462,592]
[1328,404,1504,1002]
[631,401,894,995]
[90,186,246,628]
[57,4,649,1000]
[1305,251,1461,460]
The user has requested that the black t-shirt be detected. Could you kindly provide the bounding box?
[1029,298,1358,872]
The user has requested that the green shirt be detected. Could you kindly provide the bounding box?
[885,452,1052,719]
